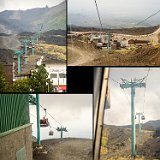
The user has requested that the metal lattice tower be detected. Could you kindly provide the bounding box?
[120,78,146,159]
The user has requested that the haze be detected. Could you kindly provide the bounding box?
[0,0,64,11]
[68,0,160,27]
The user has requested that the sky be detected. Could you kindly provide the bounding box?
[0,0,64,11]
[69,0,160,16]
[104,67,160,126]
[29,94,92,140]
[68,0,160,27]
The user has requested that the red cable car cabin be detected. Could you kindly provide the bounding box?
[40,117,49,127]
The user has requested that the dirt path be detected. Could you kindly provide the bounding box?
[34,138,93,160]
[68,41,160,66]
[68,41,106,66]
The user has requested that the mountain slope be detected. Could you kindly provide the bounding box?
[0,1,66,34]
[101,121,160,159]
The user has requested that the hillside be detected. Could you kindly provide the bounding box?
[0,1,66,34]
[101,121,160,159]
[33,138,93,160]
[69,25,159,35]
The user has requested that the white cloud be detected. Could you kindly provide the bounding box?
[105,68,160,126]
[29,94,92,140]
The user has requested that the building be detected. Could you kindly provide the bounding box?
[45,64,67,92]
[0,94,32,160]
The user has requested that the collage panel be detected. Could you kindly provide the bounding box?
[94,67,160,160]
[0,0,66,93]
[0,94,93,160]
[68,0,160,66]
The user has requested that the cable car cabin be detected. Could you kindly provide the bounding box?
[23,55,28,58]
[13,55,17,59]
[40,117,49,127]
[49,130,54,136]
[141,115,145,120]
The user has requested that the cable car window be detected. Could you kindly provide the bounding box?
[50,74,57,78]
[59,74,66,78]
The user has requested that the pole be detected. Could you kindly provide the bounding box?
[24,42,28,64]
[61,127,63,139]
[131,86,136,159]
[32,47,34,55]
[94,68,109,160]
[120,78,146,160]
[18,55,21,75]
[36,94,41,146]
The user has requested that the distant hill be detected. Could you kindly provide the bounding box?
[102,120,160,159]
[0,1,66,34]
[69,25,159,35]
[69,12,160,28]
[116,120,160,131]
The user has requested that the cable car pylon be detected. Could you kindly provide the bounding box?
[120,78,146,160]
[56,126,67,139]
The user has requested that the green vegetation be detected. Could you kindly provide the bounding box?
[0,65,53,92]
[29,65,52,92]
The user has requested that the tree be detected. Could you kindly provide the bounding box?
[0,65,10,92]
[29,65,52,92]
[12,79,30,92]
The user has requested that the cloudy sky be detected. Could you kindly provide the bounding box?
[0,0,64,11]
[104,67,160,126]
[69,0,160,16]
[29,94,92,140]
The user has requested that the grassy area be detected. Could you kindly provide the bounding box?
[37,43,66,60]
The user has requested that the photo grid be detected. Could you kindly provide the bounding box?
[0,0,160,160]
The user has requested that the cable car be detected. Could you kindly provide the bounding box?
[40,108,49,127]
[49,130,54,136]
[13,55,17,59]
[40,117,49,127]
[141,115,145,120]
